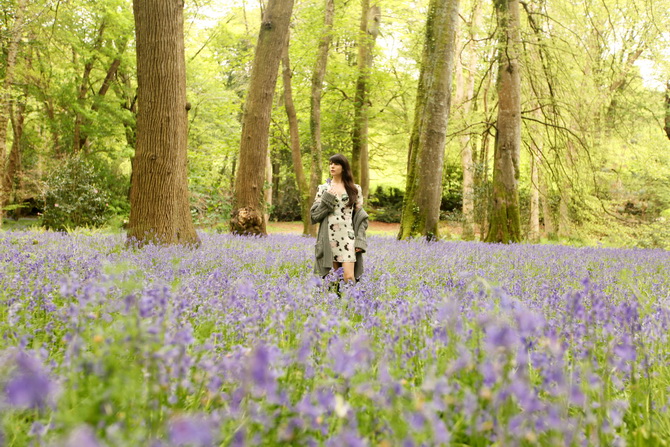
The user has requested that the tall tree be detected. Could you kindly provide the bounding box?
[485,0,522,243]
[454,0,482,240]
[529,139,540,241]
[0,0,27,224]
[351,1,380,200]
[308,0,335,235]
[230,0,295,235]
[128,0,199,245]
[398,0,460,240]
[281,33,311,236]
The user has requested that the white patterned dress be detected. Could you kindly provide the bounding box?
[315,183,363,263]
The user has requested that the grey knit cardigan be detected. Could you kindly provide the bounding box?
[310,186,369,280]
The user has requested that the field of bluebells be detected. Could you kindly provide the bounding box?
[1,231,670,446]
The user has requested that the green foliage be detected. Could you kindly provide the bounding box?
[368,186,405,223]
[41,156,114,231]
[190,185,233,229]
[632,218,670,250]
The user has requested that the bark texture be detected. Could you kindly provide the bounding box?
[308,0,335,228]
[485,0,522,243]
[232,0,295,235]
[281,37,312,236]
[128,0,199,246]
[352,2,380,200]
[398,0,460,240]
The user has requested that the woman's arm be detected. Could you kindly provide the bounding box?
[310,186,337,224]
[356,185,363,210]
[354,215,368,253]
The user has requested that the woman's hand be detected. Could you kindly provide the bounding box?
[355,248,362,253]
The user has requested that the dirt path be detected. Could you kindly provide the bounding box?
[267,221,463,237]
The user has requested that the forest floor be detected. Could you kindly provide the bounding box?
[266,220,465,237]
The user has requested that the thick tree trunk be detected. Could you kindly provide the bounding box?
[231,0,294,235]
[281,37,312,236]
[485,0,522,243]
[308,0,335,225]
[454,0,481,241]
[352,2,380,200]
[128,0,199,246]
[0,0,27,225]
[398,0,460,240]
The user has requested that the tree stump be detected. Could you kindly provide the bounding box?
[230,207,265,235]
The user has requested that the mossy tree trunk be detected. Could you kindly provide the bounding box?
[308,0,334,237]
[398,0,460,240]
[128,0,199,246]
[281,34,312,236]
[352,2,380,200]
[485,0,522,244]
[231,0,294,235]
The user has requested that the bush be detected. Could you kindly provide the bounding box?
[368,186,404,223]
[634,218,670,250]
[42,155,113,231]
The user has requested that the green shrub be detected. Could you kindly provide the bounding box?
[42,155,113,231]
[368,186,404,223]
[634,218,670,250]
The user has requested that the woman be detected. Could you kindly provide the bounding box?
[310,154,368,284]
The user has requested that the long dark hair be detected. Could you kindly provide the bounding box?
[329,153,357,207]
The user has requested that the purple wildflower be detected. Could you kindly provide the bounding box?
[4,350,57,410]
[64,425,101,447]
[168,415,213,447]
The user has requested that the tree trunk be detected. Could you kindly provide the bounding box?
[231,0,294,236]
[475,128,491,237]
[529,146,540,242]
[485,0,522,244]
[454,0,481,241]
[0,0,27,225]
[128,0,199,246]
[352,2,380,200]
[2,99,26,212]
[264,151,273,227]
[665,81,670,140]
[398,0,460,240]
[308,0,335,227]
[281,36,312,236]
[539,167,554,237]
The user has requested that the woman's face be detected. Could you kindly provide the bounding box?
[329,162,342,178]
